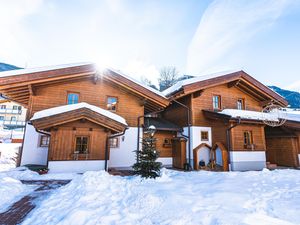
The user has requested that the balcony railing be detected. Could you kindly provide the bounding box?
[0,108,23,115]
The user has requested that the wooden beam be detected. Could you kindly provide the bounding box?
[227,79,240,88]
[28,84,35,96]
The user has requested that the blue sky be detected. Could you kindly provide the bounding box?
[0,0,300,91]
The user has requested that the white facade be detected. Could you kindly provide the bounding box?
[229,151,266,171]
[108,127,139,168]
[182,126,212,168]
[48,160,105,173]
[20,123,49,166]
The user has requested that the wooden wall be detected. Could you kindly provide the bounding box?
[266,137,299,167]
[163,95,191,127]
[231,124,266,151]
[49,120,108,161]
[154,131,176,157]
[191,84,262,126]
[29,78,144,127]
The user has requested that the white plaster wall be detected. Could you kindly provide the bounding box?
[108,127,141,168]
[181,126,212,167]
[198,147,210,165]
[48,160,105,173]
[20,123,48,166]
[230,151,266,162]
[157,157,173,166]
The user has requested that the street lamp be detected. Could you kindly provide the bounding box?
[147,125,156,137]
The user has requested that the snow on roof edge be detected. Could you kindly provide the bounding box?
[107,68,167,99]
[162,69,240,97]
[30,102,128,126]
[0,62,94,78]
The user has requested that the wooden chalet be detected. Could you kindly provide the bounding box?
[0,63,170,172]
[0,64,298,172]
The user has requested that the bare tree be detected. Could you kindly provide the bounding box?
[159,66,179,91]
[141,76,158,90]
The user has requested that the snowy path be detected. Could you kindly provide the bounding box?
[0,180,71,225]
[19,169,300,225]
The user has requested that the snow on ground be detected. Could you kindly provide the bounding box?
[0,176,35,213]
[21,169,300,225]
[0,143,21,172]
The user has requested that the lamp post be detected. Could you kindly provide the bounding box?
[147,125,156,137]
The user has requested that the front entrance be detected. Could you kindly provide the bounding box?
[172,138,186,169]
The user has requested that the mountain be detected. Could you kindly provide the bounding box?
[268,86,300,108]
[0,62,21,72]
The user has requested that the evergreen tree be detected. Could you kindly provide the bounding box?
[133,132,162,179]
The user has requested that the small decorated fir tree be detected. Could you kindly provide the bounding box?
[133,129,162,179]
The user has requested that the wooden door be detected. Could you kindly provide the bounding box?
[172,138,187,169]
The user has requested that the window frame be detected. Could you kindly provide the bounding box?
[243,130,253,149]
[106,96,118,111]
[66,91,80,105]
[74,136,90,154]
[12,105,18,110]
[237,98,245,110]
[39,135,50,147]
[201,131,209,141]
[109,137,119,148]
[10,116,16,121]
[0,116,4,121]
[0,105,6,109]
[212,95,221,110]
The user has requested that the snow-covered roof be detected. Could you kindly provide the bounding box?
[162,70,238,96]
[107,68,167,98]
[284,110,300,122]
[31,102,127,126]
[219,109,279,122]
[0,62,93,78]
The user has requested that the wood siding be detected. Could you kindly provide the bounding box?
[266,137,299,167]
[154,131,176,157]
[191,84,262,126]
[49,120,108,161]
[29,78,144,127]
[163,95,191,127]
[231,124,266,151]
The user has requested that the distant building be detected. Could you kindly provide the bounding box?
[0,98,26,142]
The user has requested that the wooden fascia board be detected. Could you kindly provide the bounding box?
[105,71,169,107]
[31,109,127,133]
[240,72,288,106]
[0,71,94,89]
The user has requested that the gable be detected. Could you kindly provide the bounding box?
[0,63,169,112]
[165,70,288,107]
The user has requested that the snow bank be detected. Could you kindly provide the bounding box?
[0,176,35,213]
[30,102,127,126]
[0,143,21,171]
[285,110,300,122]
[22,169,300,225]
[0,167,81,181]
[220,109,279,121]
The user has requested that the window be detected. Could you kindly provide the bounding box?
[12,105,18,110]
[75,136,89,153]
[107,97,118,111]
[0,105,6,109]
[10,116,16,121]
[243,131,253,149]
[213,95,221,110]
[237,99,245,110]
[67,93,79,105]
[0,116,4,120]
[40,135,50,147]
[201,131,209,141]
[109,138,119,148]
[163,138,172,147]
